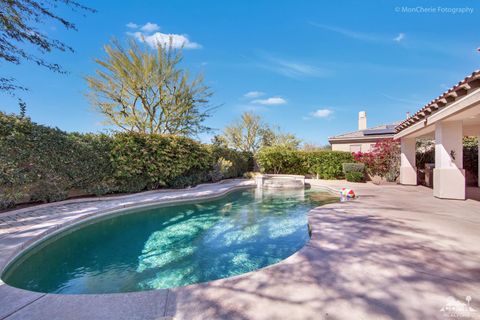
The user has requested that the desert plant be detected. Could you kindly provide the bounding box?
[85,38,212,136]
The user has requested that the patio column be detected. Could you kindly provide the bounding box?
[433,121,465,200]
[478,134,480,187]
[400,137,417,185]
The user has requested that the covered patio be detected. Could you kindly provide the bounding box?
[396,71,480,200]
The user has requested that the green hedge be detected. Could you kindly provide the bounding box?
[255,146,302,174]
[0,113,114,205]
[256,146,354,179]
[208,146,254,180]
[0,112,253,209]
[345,172,365,182]
[110,133,213,192]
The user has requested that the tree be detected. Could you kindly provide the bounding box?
[0,0,94,94]
[223,112,264,153]
[85,38,213,136]
[261,126,301,149]
[211,134,228,148]
[222,112,300,153]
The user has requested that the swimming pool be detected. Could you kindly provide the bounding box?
[2,188,337,294]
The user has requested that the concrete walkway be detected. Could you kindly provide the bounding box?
[0,180,479,319]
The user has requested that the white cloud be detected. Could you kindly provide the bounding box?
[244,91,265,98]
[311,22,406,45]
[130,31,201,49]
[394,33,405,42]
[251,97,287,105]
[262,55,330,79]
[140,22,160,32]
[311,109,333,118]
[126,22,138,29]
[126,22,201,49]
[309,22,380,42]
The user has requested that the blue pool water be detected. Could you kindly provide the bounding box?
[2,188,337,294]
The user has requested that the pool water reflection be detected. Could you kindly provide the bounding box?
[2,188,337,294]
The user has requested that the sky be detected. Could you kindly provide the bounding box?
[1,0,479,145]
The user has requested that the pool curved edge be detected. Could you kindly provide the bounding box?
[0,180,260,282]
[0,178,343,318]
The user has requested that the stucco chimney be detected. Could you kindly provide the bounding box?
[358,111,367,130]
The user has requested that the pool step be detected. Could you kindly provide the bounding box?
[256,174,305,189]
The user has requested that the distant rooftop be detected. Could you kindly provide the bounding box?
[329,123,399,142]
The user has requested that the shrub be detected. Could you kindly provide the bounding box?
[256,146,302,174]
[242,171,258,179]
[209,146,253,179]
[303,151,354,179]
[0,112,253,209]
[0,112,113,207]
[110,133,214,191]
[353,139,400,182]
[110,137,253,191]
[345,172,365,182]
[256,146,353,179]
[342,163,365,174]
[210,157,233,182]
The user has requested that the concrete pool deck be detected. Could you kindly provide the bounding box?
[0,179,479,319]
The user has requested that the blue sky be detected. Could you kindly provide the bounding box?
[1,0,479,145]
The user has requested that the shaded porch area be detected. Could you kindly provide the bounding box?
[467,186,480,201]
[396,71,480,200]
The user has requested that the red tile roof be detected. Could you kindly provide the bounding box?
[396,70,480,132]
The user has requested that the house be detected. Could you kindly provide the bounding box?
[396,70,480,200]
[329,111,399,153]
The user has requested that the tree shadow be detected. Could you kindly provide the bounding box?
[165,205,480,319]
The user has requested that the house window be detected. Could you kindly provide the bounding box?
[350,145,361,153]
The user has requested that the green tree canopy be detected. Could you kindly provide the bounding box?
[85,38,213,136]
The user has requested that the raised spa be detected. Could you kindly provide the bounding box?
[2,188,336,294]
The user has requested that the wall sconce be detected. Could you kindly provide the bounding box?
[450,150,456,161]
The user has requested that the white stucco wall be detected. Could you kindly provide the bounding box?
[331,142,375,153]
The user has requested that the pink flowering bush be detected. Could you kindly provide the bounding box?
[353,139,400,182]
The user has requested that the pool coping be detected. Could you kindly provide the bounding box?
[0,179,341,319]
